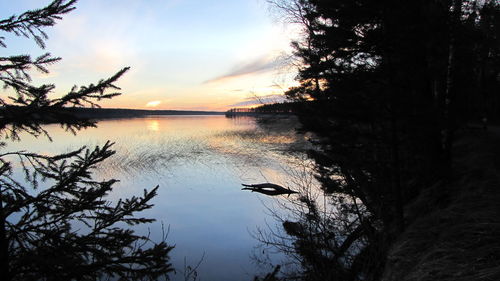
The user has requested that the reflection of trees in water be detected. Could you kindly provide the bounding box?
[211,117,313,168]
[251,156,373,281]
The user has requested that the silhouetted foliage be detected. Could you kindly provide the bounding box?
[225,102,296,117]
[264,0,500,280]
[0,1,174,280]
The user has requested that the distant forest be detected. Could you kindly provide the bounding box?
[0,106,223,124]
[225,102,296,116]
[57,107,224,118]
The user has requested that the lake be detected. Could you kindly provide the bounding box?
[5,115,316,280]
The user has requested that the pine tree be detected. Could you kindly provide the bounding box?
[268,0,499,279]
[0,1,174,280]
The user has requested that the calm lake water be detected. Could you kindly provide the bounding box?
[6,115,316,280]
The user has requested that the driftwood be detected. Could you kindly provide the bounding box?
[241,183,299,196]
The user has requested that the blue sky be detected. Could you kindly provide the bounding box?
[0,0,298,110]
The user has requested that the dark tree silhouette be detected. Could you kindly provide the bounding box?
[0,1,174,280]
[263,0,500,280]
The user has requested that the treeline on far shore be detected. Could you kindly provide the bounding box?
[225,102,297,116]
[0,106,224,121]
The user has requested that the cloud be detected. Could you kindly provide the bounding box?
[145,100,162,107]
[203,56,282,84]
[228,94,287,107]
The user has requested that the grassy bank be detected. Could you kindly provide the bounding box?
[382,128,500,281]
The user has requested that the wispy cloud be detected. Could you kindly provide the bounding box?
[203,55,282,84]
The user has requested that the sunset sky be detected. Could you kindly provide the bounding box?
[0,0,299,111]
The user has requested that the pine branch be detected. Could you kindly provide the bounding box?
[0,0,77,48]
[51,67,130,108]
[0,2,174,280]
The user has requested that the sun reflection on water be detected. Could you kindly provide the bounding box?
[4,115,319,281]
[147,120,160,131]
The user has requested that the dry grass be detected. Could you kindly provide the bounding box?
[382,130,500,281]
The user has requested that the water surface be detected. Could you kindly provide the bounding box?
[6,115,313,280]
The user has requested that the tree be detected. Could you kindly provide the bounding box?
[0,1,174,280]
[265,0,500,280]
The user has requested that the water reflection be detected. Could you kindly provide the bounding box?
[5,115,315,281]
[148,119,161,131]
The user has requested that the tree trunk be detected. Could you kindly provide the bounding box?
[390,113,404,233]
[442,0,462,175]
